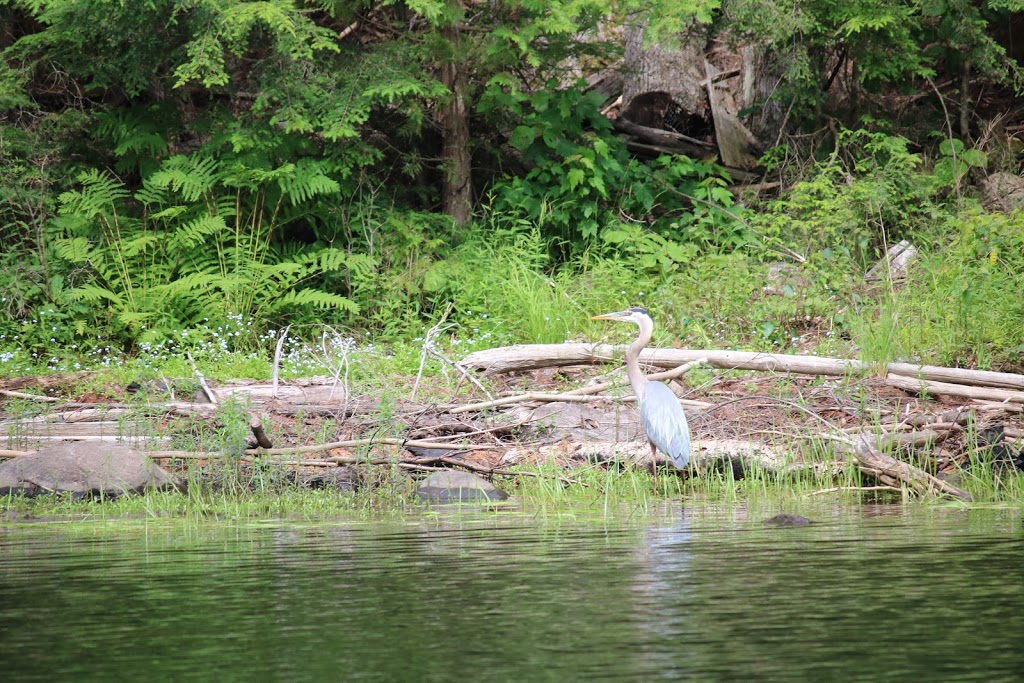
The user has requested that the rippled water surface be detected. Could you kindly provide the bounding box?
[2,504,1022,681]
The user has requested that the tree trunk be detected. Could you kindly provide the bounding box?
[621,20,710,129]
[440,25,473,225]
[619,23,788,168]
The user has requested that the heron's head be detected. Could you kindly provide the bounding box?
[591,307,652,326]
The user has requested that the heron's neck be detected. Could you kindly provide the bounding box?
[625,317,653,398]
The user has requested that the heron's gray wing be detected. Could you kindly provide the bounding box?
[640,381,692,468]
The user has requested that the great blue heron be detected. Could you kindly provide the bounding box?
[591,307,691,481]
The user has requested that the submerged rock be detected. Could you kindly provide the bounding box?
[0,443,180,499]
[763,513,812,527]
[416,470,508,504]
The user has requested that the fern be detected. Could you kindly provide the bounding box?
[51,146,368,335]
[67,283,123,306]
[148,155,219,203]
[278,159,341,205]
[272,289,359,312]
[57,170,130,219]
[167,215,229,251]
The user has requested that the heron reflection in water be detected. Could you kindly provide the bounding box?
[591,307,691,490]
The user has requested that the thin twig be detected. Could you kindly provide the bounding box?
[410,416,541,442]
[451,391,632,414]
[809,485,903,496]
[0,389,60,402]
[413,302,454,400]
[186,352,217,405]
[568,358,709,397]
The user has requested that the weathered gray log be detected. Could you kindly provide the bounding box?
[866,240,918,281]
[459,344,1024,390]
[839,439,971,500]
[875,429,946,452]
[886,374,1024,403]
[613,117,715,150]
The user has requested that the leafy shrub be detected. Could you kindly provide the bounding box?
[757,129,934,266]
[487,84,745,247]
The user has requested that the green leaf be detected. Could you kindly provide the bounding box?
[509,125,537,150]
[960,148,987,168]
[939,138,965,156]
[566,168,585,190]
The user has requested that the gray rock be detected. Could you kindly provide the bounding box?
[981,172,1024,213]
[298,466,359,493]
[0,442,181,499]
[416,470,508,504]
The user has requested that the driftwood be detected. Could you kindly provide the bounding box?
[460,344,1024,390]
[457,343,1020,500]
[249,413,273,449]
[500,439,788,472]
[451,358,711,414]
[886,374,1024,403]
[2,346,1014,501]
[866,240,918,281]
[0,389,60,402]
[841,439,970,500]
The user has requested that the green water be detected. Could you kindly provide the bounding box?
[1,504,1022,681]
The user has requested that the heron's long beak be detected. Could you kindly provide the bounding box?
[591,310,629,321]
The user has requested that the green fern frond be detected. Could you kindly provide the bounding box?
[344,253,376,278]
[135,180,171,207]
[149,155,219,202]
[168,214,228,251]
[95,108,170,158]
[293,247,369,276]
[148,205,188,221]
[52,236,96,263]
[272,288,359,312]
[57,170,130,219]
[119,233,159,259]
[278,159,341,205]
[68,284,124,306]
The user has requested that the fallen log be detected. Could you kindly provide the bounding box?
[460,344,1024,390]
[843,440,971,500]
[886,374,1024,404]
[0,389,60,402]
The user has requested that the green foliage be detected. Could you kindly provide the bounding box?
[488,84,744,246]
[888,210,1024,370]
[1,0,1022,380]
[757,129,932,264]
[49,151,369,340]
[931,137,989,189]
[726,0,1024,114]
[5,0,339,96]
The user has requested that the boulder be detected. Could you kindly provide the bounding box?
[0,442,180,499]
[416,470,508,504]
[297,466,360,493]
[980,172,1024,213]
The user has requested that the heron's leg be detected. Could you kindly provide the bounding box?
[650,442,658,495]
